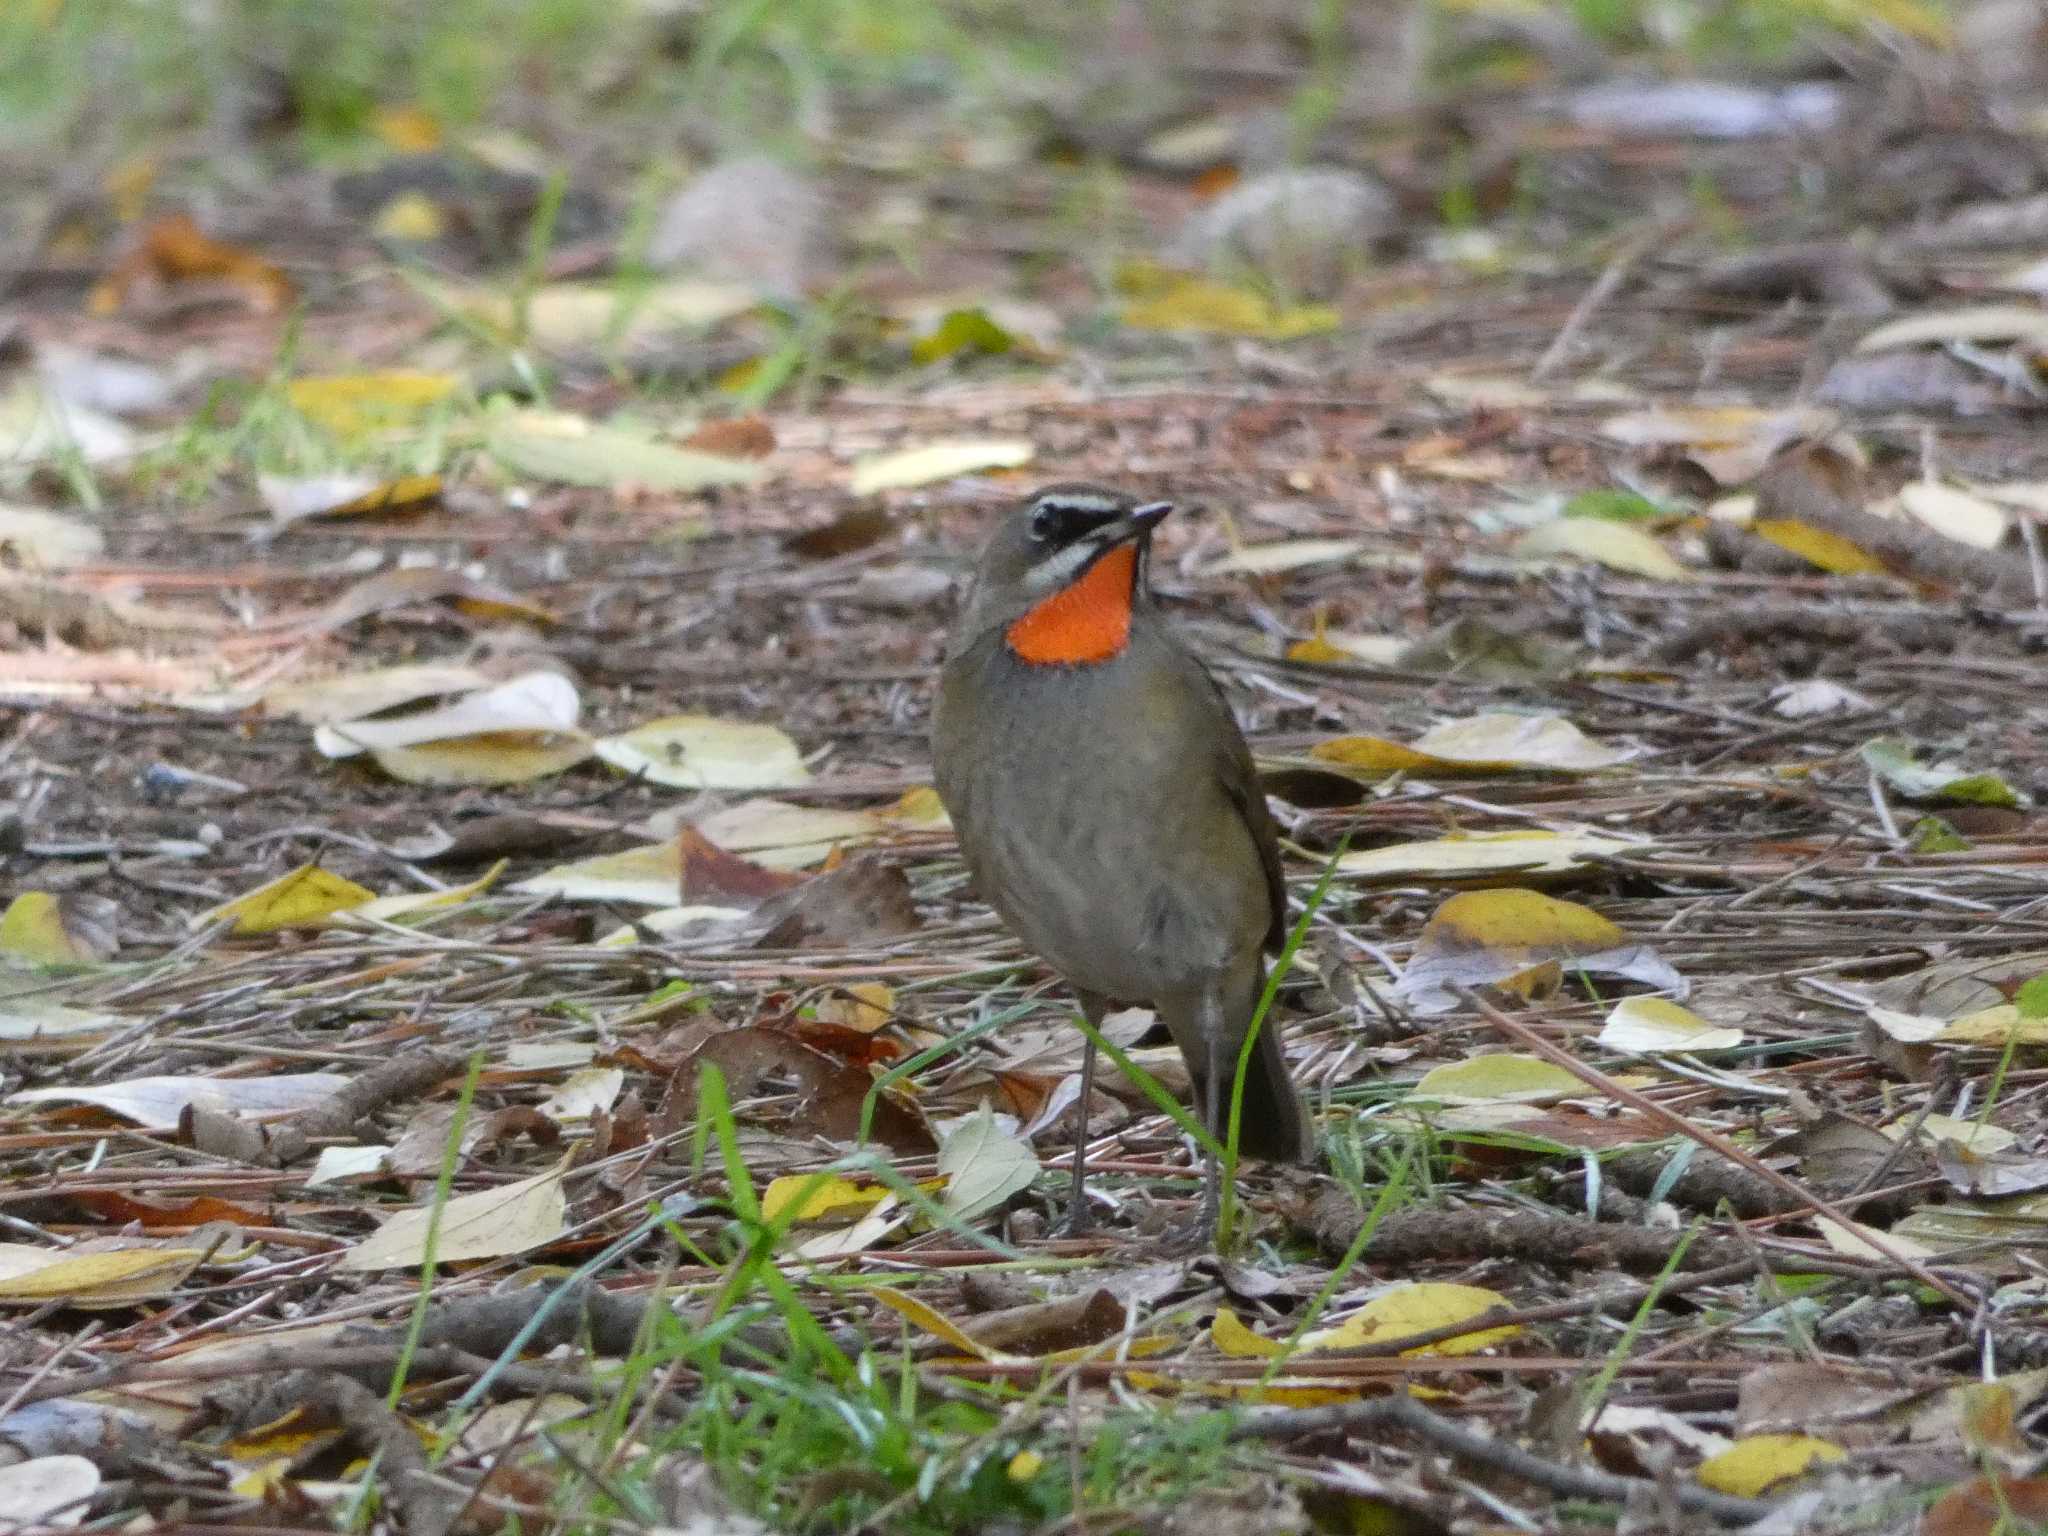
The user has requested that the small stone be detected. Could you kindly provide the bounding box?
[646,155,829,302]
[1167,166,1399,297]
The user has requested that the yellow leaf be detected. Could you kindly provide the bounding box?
[373,191,446,243]
[1306,1283,1519,1357]
[1211,1307,1284,1359]
[889,786,950,826]
[814,982,895,1033]
[1121,276,1339,340]
[195,862,375,935]
[868,1285,1003,1360]
[0,892,93,964]
[1753,518,1884,575]
[0,1243,207,1307]
[1412,1054,1587,1106]
[369,731,593,787]
[1695,1434,1844,1497]
[1007,1450,1043,1481]
[287,371,460,436]
[1311,736,1476,775]
[1598,997,1745,1054]
[762,1174,891,1226]
[372,104,444,154]
[1423,887,1625,953]
[1939,1005,2048,1045]
[337,861,509,927]
[512,841,683,907]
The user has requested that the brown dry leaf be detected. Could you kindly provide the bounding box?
[680,827,805,904]
[90,214,293,314]
[1920,1476,2048,1536]
[682,417,776,458]
[754,854,921,948]
[787,506,896,559]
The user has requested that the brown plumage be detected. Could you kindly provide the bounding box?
[931,483,1312,1242]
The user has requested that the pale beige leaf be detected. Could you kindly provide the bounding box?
[1411,713,1634,770]
[938,1105,1040,1221]
[849,439,1034,495]
[0,503,103,569]
[0,1454,99,1527]
[1598,996,1744,1054]
[1898,482,2011,550]
[1202,538,1364,576]
[340,1160,568,1270]
[1513,518,1691,580]
[314,670,579,758]
[1856,305,2048,353]
[8,1072,347,1130]
[595,716,809,790]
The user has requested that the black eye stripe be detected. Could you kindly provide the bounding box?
[1027,499,1123,543]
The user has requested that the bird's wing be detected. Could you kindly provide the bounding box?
[1174,644,1288,954]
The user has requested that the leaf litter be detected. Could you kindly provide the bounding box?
[6,9,2048,1535]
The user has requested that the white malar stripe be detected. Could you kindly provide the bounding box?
[1025,539,1102,593]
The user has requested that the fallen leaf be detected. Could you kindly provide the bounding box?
[513,841,685,907]
[192,862,375,934]
[1753,517,1886,574]
[8,1072,346,1130]
[0,1241,210,1308]
[849,439,1035,495]
[1336,828,1631,883]
[1412,1055,1589,1106]
[0,1454,99,1527]
[0,891,118,964]
[1513,518,1691,581]
[0,503,104,569]
[1120,273,1338,340]
[259,471,442,524]
[1862,738,2026,809]
[303,566,555,635]
[1308,1283,1520,1356]
[1922,1476,2048,1536]
[1599,404,1838,486]
[1898,483,2011,550]
[334,861,508,927]
[287,371,459,436]
[489,409,763,492]
[0,999,123,1045]
[368,731,593,787]
[1598,997,1744,1054]
[1694,1434,1845,1497]
[1855,305,2048,354]
[340,1160,568,1270]
[594,715,809,790]
[314,670,579,758]
[761,1173,892,1226]
[937,1105,1040,1221]
[1397,887,1685,1016]
[91,214,292,314]
[911,307,1018,364]
[1202,538,1364,576]
[1312,713,1629,778]
[262,662,494,725]
[536,1067,624,1125]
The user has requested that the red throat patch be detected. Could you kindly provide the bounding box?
[1005,543,1138,665]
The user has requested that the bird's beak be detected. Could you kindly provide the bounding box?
[1105,501,1173,543]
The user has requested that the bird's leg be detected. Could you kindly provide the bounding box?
[1198,1026,1227,1248]
[1055,993,1109,1237]
[1061,1034,1098,1235]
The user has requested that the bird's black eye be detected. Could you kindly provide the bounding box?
[1028,505,1059,541]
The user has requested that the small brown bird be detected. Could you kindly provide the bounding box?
[932,483,1312,1242]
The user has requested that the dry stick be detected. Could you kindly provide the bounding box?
[1228,1393,1770,1524]
[1454,987,1976,1310]
[1530,217,1678,381]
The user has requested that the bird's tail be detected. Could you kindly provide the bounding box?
[1168,961,1315,1165]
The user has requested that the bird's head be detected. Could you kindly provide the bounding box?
[953,483,1172,666]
